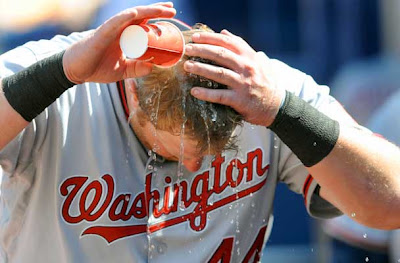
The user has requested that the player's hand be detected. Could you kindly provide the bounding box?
[183,30,285,127]
[63,2,176,84]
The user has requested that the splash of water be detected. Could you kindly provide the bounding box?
[125,111,136,165]
[210,105,218,122]
[177,85,188,210]
[199,103,212,156]
[151,90,162,155]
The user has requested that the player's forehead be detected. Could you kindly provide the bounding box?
[156,129,200,150]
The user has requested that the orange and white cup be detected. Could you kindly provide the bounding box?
[119,21,185,68]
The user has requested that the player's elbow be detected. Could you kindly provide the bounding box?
[381,199,400,230]
[355,196,400,230]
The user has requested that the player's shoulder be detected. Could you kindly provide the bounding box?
[23,30,94,60]
[260,52,330,100]
[0,30,94,77]
[257,52,307,84]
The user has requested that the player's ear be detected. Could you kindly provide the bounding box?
[125,78,140,109]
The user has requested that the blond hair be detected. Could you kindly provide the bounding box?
[136,24,243,154]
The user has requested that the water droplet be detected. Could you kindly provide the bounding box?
[209,105,218,122]
[365,257,369,262]
[236,229,240,233]
[230,219,234,224]
[152,145,160,152]
[211,113,217,122]
[363,233,367,239]
[125,195,130,201]
[157,243,167,254]
[148,150,153,156]
[179,201,185,211]
[351,213,356,218]
[147,165,154,170]
[313,142,317,146]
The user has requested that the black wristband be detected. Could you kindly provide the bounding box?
[2,50,75,122]
[268,91,340,167]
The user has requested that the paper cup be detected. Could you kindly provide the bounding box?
[119,21,185,68]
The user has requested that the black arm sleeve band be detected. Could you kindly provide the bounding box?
[2,50,75,122]
[268,91,340,167]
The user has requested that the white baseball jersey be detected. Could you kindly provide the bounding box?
[0,31,342,262]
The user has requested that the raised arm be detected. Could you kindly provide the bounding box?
[183,30,400,230]
[0,2,176,151]
[0,81,29,149]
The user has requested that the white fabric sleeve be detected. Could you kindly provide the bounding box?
[0,31,91,175]
[0,45,43,175]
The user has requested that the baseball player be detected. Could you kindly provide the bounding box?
[0,2,400,263]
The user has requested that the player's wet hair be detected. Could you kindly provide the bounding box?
[136,24,243,154]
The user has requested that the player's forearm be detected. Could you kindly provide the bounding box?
[0,51,76,151]
[0,79,29,150]
[312,125,400,230]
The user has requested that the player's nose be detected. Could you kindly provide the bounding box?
[183,157,203,172]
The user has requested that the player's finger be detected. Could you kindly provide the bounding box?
[109,5,175,29]
[191,32,241,54]
[190,87,237,108]
[185,44,243,73]
[221,29,233,36]
[150,2,174,7]
[221,29,255,55]
[191,31,254,56]
[131,5,176,21]
[184,60,242,89]
[221,29,238,38]
[97,5,175,40]
[124,60,153,78]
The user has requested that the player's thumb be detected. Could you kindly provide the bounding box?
[126,60,153,78]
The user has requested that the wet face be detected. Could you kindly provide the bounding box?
[132,117,205,172]
[125,78,212,172]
